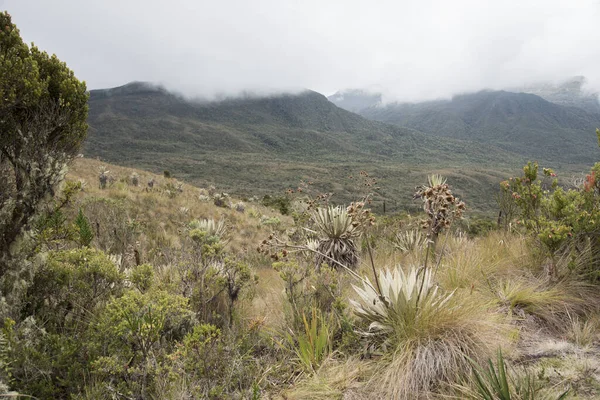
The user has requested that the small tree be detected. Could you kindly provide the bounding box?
[0,12,88,275]
[74,209,93,247]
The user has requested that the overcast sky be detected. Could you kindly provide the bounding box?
[3,0,600,102]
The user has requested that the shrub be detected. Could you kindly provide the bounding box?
[89,289,195,397]
[351,265,501,398]
[166,322,264,399]
[500,159,600,280]
[130,263,154,292]
[261,194,292,215]
[0,11,88,276]
[81,197,139,264]
[25,248,124,332]
[260,215,281,227]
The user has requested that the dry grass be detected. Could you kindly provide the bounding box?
[248,268,286,329]
[64,159,600,398]
[67,158,291,264]
[566,314,600,348]
[286,357,368,400]
[68,158,292,328]
[366,291,509,399]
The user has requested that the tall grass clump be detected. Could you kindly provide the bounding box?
[351,264,503,399]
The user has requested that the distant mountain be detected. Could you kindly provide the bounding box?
[518,76,600,114]
[87,82,430,159]
[327,89,382,113]
[358,90,600,165]
[84,82,524,213]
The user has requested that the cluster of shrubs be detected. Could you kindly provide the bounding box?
[0,181,266,398]
[4,154,600,398]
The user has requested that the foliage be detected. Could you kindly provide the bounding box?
[351,265,454,348]
[4,118,600,399]
[189,217,228,243]
[392,228,427,253]
[262,194,292,215]
[80,197,139,267]
[130,263,154,292]
[89,289,195,397]
[0,11,88,276]
[309,201,375,271]
[468,348,569,400]
[287,307,331,373]
[25,248,124,332]
[312,205,361,269]
[74,208,94,247]
[95,290,194,358]
[501,160,600,280]
[6,248,123,398]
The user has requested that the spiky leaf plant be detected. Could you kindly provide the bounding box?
[312,205,361,269]
[428,174,447,187]
[75,208,93,247]
[189,218,229,243]
[468,348,569,400]
[351,265,502,399]
[393,229,428,253]
[351,266,454,344]
[286,307,332,373]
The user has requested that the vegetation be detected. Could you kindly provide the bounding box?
[358,90,600,165]
[84,82,540,214]
[0,11,88,278]
[1,13,600,399]
[0,150,597,399]
[466,349,569,400]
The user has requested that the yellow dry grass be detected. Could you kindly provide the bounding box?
[65,159,600,398]
[67,158,290,327]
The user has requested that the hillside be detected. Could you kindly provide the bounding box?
[85,82,526,214]
[358,90,600,164]
[8,157,600,399]
[518,76,600,114]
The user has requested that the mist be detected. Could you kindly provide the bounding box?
[4,0,600,102]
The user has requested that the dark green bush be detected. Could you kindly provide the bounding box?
[262,194,291,215]
[25,247,124,332]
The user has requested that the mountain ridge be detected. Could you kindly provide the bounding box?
[357,89,600,164]
[84,82,529,213]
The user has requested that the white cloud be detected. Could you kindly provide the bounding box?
[5,0,600,101]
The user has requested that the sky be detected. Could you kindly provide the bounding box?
[3,0,600,102]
